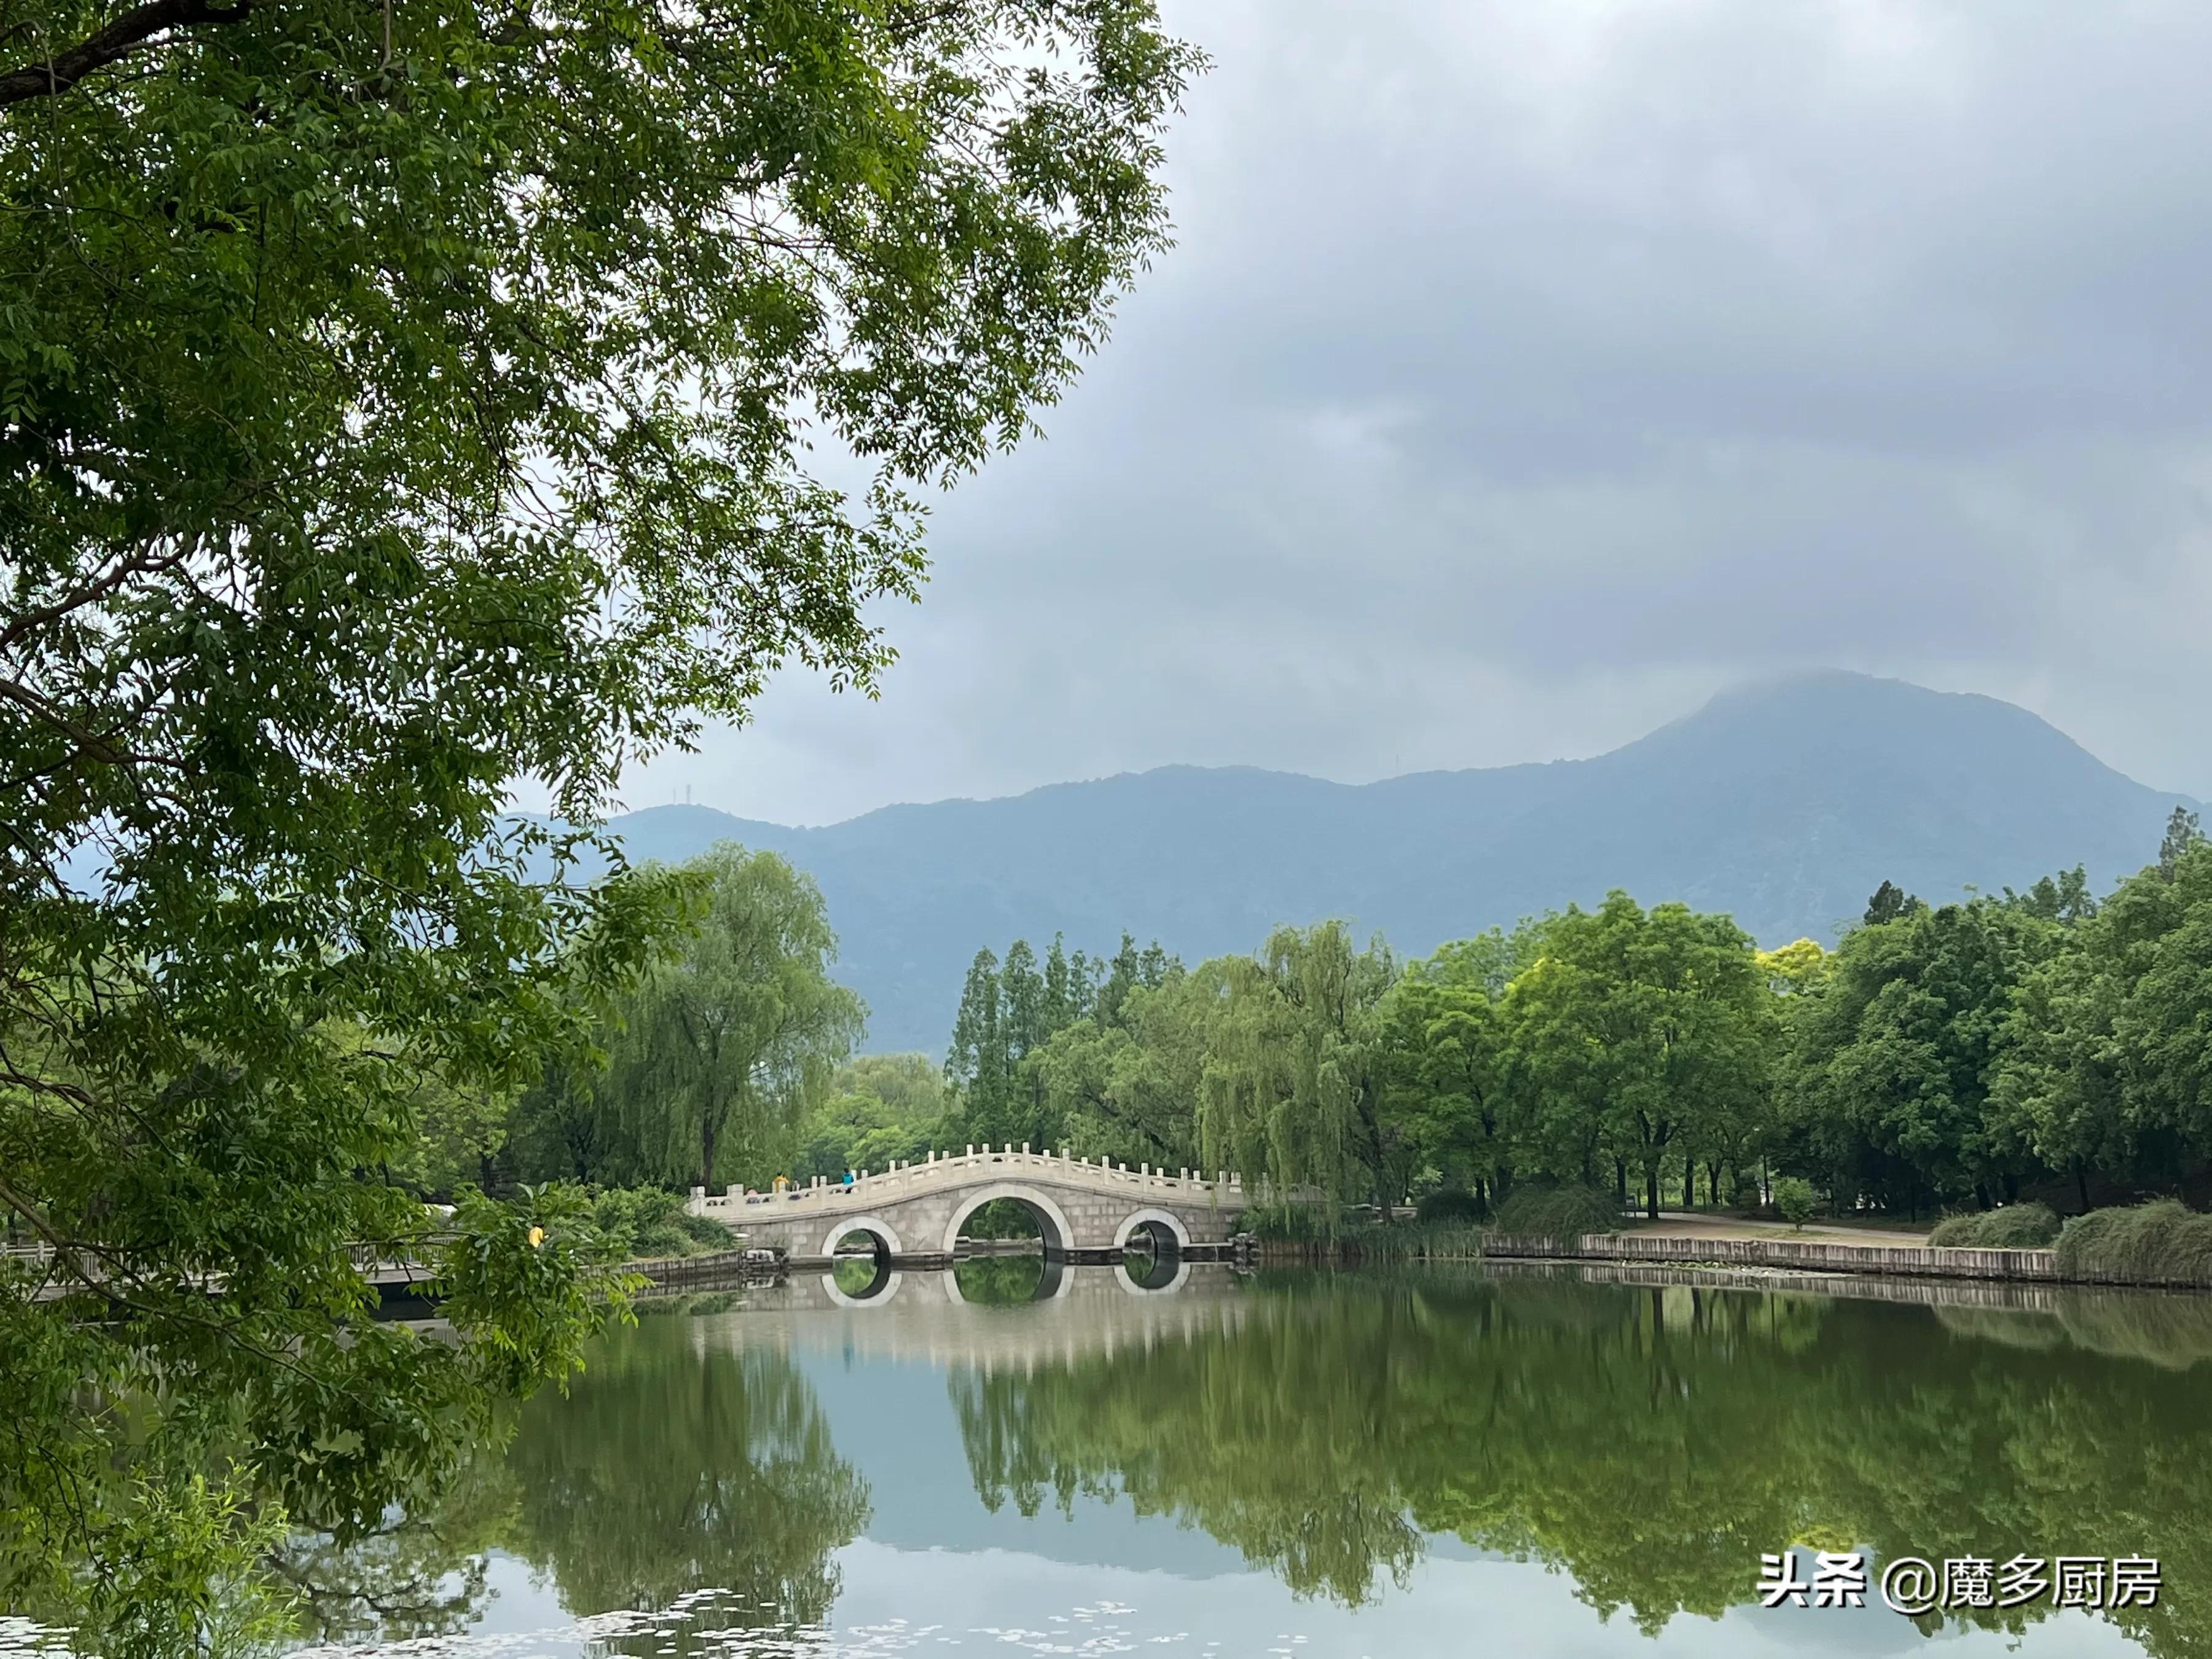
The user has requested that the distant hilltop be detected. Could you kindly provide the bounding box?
[562,672,2202,1053]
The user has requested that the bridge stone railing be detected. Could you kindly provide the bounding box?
[684,1143,1249,1226]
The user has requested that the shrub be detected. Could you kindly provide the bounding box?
[1491,1182,1622,1241]
[1416,1188,1488,1225]
[1929,1203,2060,1249]
[590,1187,731,1260]
[2056,1200,2212,1286]
[1771,1177,1816,1228]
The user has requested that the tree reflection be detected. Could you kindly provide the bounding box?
[501,1316,870,1647]
[284,1314,868,1650]
[951,1284,1422,1604]
[952,1269,2212,1655]
[952,1253,1048,1304]
[272,1449,519,1643]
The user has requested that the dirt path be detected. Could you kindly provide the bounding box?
[1620,1211,1935,1247]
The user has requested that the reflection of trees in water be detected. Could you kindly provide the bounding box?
[951,1287,1423,1604]
[503,1319,869,1648]
[1935,1290,2212,1371]
[272,1450,517,1643]
[952,1271,2212,1655]
[833,1255,884,1297]
[952,1255,1046,1304]
[284,1318,868,1649]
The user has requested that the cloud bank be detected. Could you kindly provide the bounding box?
[627,0,2212,825]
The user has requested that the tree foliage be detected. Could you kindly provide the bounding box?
[0,0,1197,1630]
[1198,922,1399,1209]
[1779,897,2062,1216]
[945,929,1170,1149]
[603,846,863,1191]
[1497,895,1771,1218]
[911,809,2212,1230]
[794,1053,948,1180]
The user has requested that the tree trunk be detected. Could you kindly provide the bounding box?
[700,1110,718,1193]
[1645,1166,1660,1221]
[2076,1167,2091,1215]
[1682,1151,1695,1209]
[1707,1159,1724,1208]
[1614,1158,1628,1206]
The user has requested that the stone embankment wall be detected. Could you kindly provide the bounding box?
[1481,1232,2212,1290]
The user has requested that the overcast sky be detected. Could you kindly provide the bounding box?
[626,0,2212,827]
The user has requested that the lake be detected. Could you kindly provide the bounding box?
[276,1258,2210,1658]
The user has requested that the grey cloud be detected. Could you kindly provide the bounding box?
[629,0,2212,826]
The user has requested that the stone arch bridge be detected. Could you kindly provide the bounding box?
[686,1145,1253,1265]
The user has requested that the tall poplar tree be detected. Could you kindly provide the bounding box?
[946,947,1008,1137]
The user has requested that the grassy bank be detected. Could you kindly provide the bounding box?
[1253,1196,2212,1290]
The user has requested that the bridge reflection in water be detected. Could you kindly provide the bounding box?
[649,1260,1250,1378]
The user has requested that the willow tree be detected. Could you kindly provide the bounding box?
[1198,922,1401,1210]
[1,0,1197,1636]
[606,848,863,1192]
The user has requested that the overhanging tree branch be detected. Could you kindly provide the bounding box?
[0,0,253,107]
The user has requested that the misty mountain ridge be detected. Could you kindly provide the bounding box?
[577,672,2200,1053]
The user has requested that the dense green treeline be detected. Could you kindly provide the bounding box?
[414,809,2212,1231]
[918,807,2212,1223]
[380,843,867,1201]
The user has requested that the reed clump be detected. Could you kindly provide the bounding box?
[1928,1202,2061,1249]
[2055,1200,2212,1285]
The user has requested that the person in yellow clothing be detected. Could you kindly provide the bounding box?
[772,1174,791,1193]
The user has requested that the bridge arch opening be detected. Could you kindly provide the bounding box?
[822,1216,903,1303]
[822,1215,903,1261]
[940,1184,1073,1258]
[1113,1208,1191,1256]
[1116,1208,1189,1292]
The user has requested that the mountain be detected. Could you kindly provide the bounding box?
[577,673,2200,1054]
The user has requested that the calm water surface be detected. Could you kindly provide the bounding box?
[281,1260,2212,1659]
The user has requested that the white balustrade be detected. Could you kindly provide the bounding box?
[683,1143,1244,1219]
